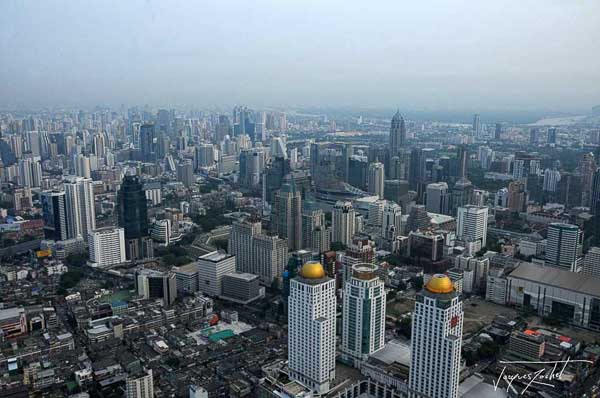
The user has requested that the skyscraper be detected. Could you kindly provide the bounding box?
[118,175,149,241]
[389,110,406,156]
[545,223,583,272]
[456,205,488,249]
[64,175,96,241]
[582,247,600,278]
[410,274,463,398]
[41,190,68,241]
[472,113,481,137]
[367,162,385,199]
[272,183,302,251]
[341,263,386,365]
[547,128,557,144]
[494,122,503,140]
[288,262,336,395]
[88,227,126,268]
[426,182,449,214]
[332,201,356,246]
[139,124,156,162]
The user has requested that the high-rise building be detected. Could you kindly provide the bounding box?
[176,160,194,187]
[426,182,449,214]
[456,205,488,249]
[41,190,68,241]
[332,201,356,246]
[547,128,557,144]
[288,262,336,395]
[583,247,600,278]
[341,263,386,365]
[228,219,287,285]
[302,202,327,251]
[88,227,126,268]
[64,176,96,241]
[507,180,527,212]
[494,122,503,140]
[407,205,430,232]
[545,223,583,272]
[472,114,481,137]
[118,175,149,240]
[125,368,154,398]
[197,251,236,297]
[389,110,406,156]
[409,274,463,398]
[272,183,302,251]
[194,143,215,169]
[140,124,156,162]
[367,162,385,199]
[543,168,561,193]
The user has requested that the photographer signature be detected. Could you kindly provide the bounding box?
[492,358,593,395]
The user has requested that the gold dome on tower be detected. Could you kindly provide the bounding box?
[425,274,454,294]
[301,261,326,279]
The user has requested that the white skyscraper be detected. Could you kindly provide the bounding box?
[367,162,385,199]
[410,274,463,398]
[381,201,402,240]
[342,264,386,365]
[545,223,583,272]
[332,201,356,246]
[288,262,336,395]
[456,205,488,249]
[583,247,600,278]
[88,227,126,268]
[197,251,236,297]
[64,175,96,241]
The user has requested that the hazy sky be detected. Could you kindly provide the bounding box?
[1,0,599,111]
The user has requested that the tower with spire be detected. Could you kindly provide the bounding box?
[389,109,406,156]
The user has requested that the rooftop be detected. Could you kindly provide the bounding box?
[509,262,600,297]
[199,251,233,263]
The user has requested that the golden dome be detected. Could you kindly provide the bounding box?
[425,274,454,294]
[301,262,326,279]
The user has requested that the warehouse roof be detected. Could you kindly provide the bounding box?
[508,262,600,297]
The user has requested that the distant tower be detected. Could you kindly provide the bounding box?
[409,274,463,398]
[426,182,449,214]
[139,124,156,161]
[272,183,302,251]
[341,263,386,366]
[494,122,503,140]
[367,162,385,199]
[288,262,336,395]
[389,110,406,156]
[332,201,356,245]
[472,114,481,137]
[64,176,96,241]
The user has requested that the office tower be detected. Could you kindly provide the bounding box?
[151,219,172,245]
[472,113,481,137]
[545,223,583,272]
[264,156,291,204]
[456,205,488,249]
[426,182,449,214]
[348,156,368,190]
[409,274,463,398]
[26,131,41,158]
[529,128,539,144]
[342,263,386,365]
[228,219,287,285]
[13,187,33,211]
[239,148,266,188]
[472,189,488,207]
[310,225,331,254]
[272,183,302,251]
[215,115,232,142]
[157,109,171,135]
[302,202,326,251]
[139,124,156,161]
[176,159,194,187]
[408,230,444,261]
[547,128,557,144]
[580,152,596,207]
[135,269,177,305]
[407,204,430,232]
[409,148,426,192]
[64,176,96,241]
[583,247,600,278]
[288,262,336,395]
[383,179,409,205]
[507,180,527,212]
[197,251,236,297]
[88,227,126,268]
[494,122,503,140]
[389,110,406,156]
[126,368,154,398]
[367,162,385,199]
[368,200,385,227]
[92,133,106,158]
[382,201,402,240]
[118,175,150,260]
[543,169,561,192]
[195,143,215,169]
[477,146,494,170]
[41,191,68,241]
[332,201,356,246]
